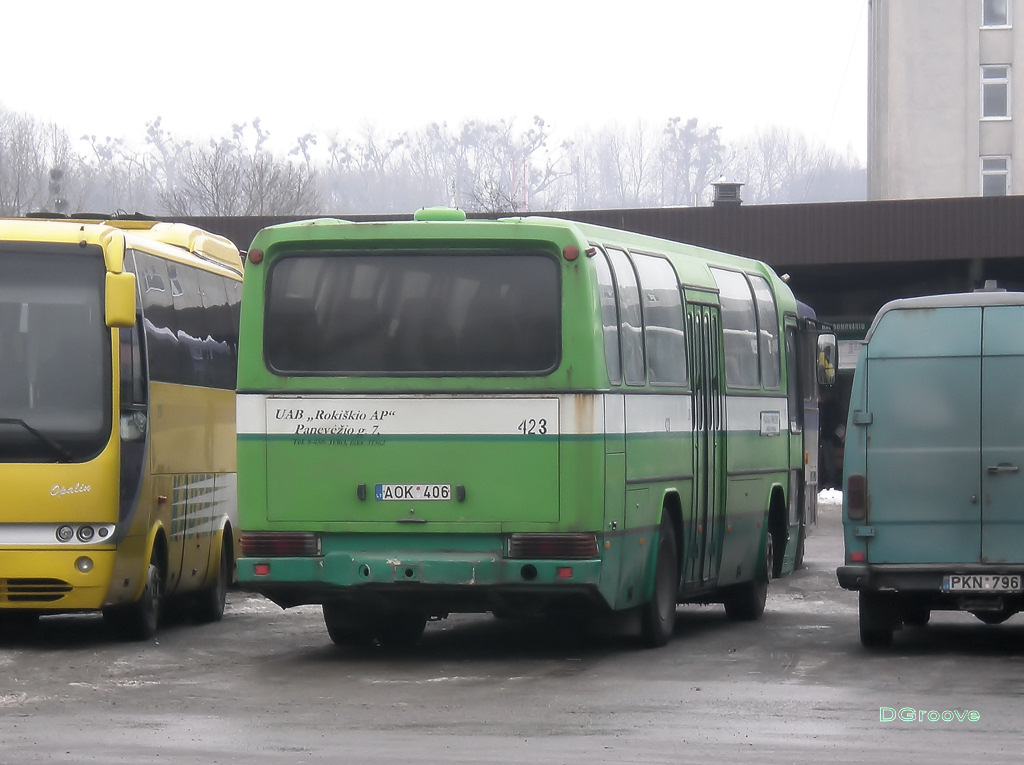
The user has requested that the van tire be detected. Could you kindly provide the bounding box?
[858,592,895,648]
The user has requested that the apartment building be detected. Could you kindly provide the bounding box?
[869,0,1021,199]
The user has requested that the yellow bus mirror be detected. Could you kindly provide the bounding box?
[816,333,838,386]
[105,272,138,328]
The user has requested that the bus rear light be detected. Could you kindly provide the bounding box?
[254,563,271,576]
[556,567,574,579]
[247,248,264,264]
[240,532,321,557]
[563,245,580,261]
[507,533,598,560]
[850,551,866,562]
[847,474,867,520]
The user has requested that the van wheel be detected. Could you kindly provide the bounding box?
[725,532,772,621]
[858,592,895,648]
[904,606,930,626]
[191,541,230,624]
[639,515,679,648]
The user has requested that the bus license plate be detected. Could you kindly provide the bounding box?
[942,574,1022,592]
[375,484,451,501]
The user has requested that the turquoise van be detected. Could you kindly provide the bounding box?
[837,285,1024,647]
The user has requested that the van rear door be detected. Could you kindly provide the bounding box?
[864,307,983,564]
[980,305,1024,564]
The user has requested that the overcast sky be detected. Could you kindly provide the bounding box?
[2,0,868,160]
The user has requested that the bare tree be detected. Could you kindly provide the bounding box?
[726,127,865,204]
[661,117,725,206]
[0,107,67,215]
[160,120,320,216]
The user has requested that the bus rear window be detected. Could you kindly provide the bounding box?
[265,251,560,375]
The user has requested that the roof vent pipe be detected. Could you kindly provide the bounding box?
[712,179,744,207]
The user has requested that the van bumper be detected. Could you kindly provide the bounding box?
[837,564,1024,592]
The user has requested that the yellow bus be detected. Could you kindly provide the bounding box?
[0,216,242,639]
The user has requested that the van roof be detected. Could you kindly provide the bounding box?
[865,290,1024,342]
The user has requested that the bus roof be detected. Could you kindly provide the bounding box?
[248,212,785,295]
[0,216,242,275]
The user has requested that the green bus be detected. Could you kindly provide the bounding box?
[235,208,834,648]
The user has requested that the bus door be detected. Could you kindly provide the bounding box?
[785,321,807,535]
[686,304,725,585]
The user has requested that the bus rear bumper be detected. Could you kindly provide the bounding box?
[238,551,605,613]
[0,548,117,611]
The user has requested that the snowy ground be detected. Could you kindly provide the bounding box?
[818,488,843,512]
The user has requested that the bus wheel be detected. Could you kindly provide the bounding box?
[794,526,807,570]
[725,532,772,621]
[858,592,896,648]
[105,551,163,641]
[639,516,679,648]
[0,610,40,634]
[191,541,230,624]
[973,609,1012,625]
[375,613,428,649]
[322,603,375,647]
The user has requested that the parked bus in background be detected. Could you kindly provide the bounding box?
[0,216,243,640]
[235,209,835,648]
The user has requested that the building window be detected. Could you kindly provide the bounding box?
[983,0,1010,27]
[982,66,1011,118]
[981,156,1011,195]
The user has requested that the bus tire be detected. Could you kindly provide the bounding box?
[323,603,375,647]
[724,532,772,621]
[191,540,230,624]
[375,613,428,648]
[858,591,896,648]
[639,515,679,648]
[105,551,163,641]
[794,526,807,570]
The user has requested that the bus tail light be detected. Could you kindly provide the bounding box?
[240,532,321,557]
[507,533,598,560]
[847,474,867,520]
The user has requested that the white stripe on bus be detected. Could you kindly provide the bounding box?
[239,394,789,437]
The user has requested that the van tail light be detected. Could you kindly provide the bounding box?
[847,474,866,520]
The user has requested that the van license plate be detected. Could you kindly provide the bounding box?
[375,484,451,501]
[942,574,1022,592]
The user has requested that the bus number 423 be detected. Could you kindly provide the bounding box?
[518,418,548,435]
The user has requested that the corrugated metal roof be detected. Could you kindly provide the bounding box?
[170,196,1024,269]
